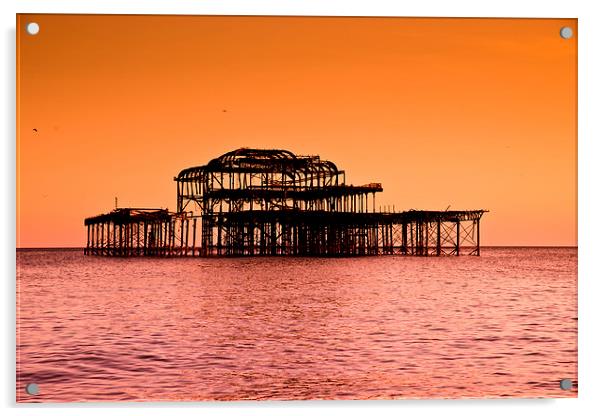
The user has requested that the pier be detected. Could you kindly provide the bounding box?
[84,208,194,256]
[85,148,486,257]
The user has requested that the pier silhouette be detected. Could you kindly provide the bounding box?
[85,148,486,257]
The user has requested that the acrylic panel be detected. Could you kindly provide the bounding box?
[16,15,577,402]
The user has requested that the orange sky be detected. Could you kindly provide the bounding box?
[16,15,577,247]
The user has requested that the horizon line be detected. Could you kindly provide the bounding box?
[16,245,579,250]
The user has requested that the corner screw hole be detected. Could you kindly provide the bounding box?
[26,22,40,36]
[560,27,573,39]
[25,383,39,395]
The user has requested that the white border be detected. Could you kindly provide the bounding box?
[3,1,601,415]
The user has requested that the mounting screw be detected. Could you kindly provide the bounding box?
[26,22,40,36]
[25,383,39,395]
[559,379,573,390]
[560,27,573,39]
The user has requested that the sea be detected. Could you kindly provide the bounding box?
[16,247,577,402]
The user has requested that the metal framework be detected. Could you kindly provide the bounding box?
[173,148,486,257]
[84,148,486,257]
[84,209,195,256]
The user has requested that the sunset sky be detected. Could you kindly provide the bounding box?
[17,15,577,247]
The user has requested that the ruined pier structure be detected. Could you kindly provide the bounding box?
[84,148,486,257]
[84,209,194,257]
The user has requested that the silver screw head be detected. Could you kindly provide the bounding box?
[25,383,39,395]
[560,27,573,39]
[26,22,40,35]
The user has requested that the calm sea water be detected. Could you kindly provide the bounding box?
[16,248,577,402]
